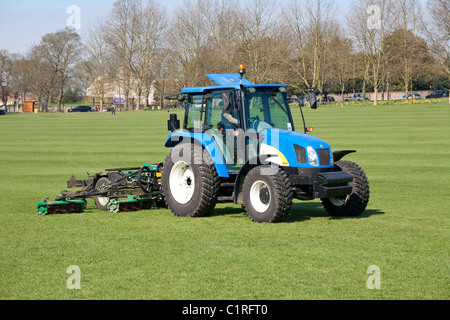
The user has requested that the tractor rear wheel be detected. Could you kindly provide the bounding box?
[162,143,220,217]
[94,177,110,211]
[321,161,370,217]
[242,165,293,223]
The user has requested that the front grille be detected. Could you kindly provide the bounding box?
[316,148,331,166]
[294,144,306,164]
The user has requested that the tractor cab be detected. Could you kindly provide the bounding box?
[168,71,295,134]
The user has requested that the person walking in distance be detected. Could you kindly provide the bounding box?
[112,106,116,115]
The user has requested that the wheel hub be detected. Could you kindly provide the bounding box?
[250,180,271,213]
[170,161,195,205]
[259,186,270,205]
[330,196,347,207]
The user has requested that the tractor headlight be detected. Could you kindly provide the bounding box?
[307,146,319,167]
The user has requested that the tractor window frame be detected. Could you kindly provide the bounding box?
[184,94,205,131]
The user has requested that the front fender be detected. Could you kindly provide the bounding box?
[333,150,357,162]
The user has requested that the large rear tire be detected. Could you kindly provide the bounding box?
[242,165,293,223]
[162,143,220,217]
[321,161,370,217]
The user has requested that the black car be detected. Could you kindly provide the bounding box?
[426,90,449,99]
[68,105,95,112]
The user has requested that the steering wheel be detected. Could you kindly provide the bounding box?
[219,118,239,131]
[248,116,260,131]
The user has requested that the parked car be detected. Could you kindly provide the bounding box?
[401,93,421,100]
[426,90,449,99]
[322,96,335,103]
[345,94,369,101]
[68,105,96,113]
[287,96,309,105]
[298,96,309,104]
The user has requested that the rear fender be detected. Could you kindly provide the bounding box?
[165,132,229,178]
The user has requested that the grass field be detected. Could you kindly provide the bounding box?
[0,103,449,300]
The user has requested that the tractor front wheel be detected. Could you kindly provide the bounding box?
[242,165,293,223]
[321,161,370,217]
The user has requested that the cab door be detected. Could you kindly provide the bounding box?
[204,90,246,173]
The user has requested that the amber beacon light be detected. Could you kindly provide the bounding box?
[239,64,246,75]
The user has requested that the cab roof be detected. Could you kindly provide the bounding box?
[181,74,286,94]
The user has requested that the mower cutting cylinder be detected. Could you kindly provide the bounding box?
[107,197,155,213]
[37,199,86,215]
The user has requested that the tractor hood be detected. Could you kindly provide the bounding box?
[259,129,333,168]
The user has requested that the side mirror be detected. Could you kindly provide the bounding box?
[307,90,317,109]
[164,93,185,102]
[222,92,235,111]
[167,113,180,132]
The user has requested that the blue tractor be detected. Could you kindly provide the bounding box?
[162,66,370,222]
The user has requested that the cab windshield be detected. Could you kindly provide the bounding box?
[245,87,293,132]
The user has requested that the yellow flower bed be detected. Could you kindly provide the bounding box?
[289,97,448,108]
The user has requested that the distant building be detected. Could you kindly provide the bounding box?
[0,92,38,112]
[86,77,158,107]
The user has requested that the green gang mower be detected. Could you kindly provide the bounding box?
[37,164,163,215]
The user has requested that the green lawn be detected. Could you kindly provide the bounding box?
[0,104,448,300]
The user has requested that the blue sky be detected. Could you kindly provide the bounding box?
[0,0,355,54]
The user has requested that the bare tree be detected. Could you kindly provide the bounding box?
[27,45,54,112]
[106,0,167,110]
[235,0,287,84]
[421,0,450,100]
[0,50,13,111]
[392,0,423,98]
[347,0,397,105]
[38,28,81,111]
[83,18,114,111]
[200,0,240,73]
[283,0,336,94]
[9,54,33,112]
[384,29,435,99]
[328,33,354,106]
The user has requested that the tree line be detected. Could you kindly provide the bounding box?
[0,0,449,111]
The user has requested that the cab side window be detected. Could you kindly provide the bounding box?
[205,91,224,129]
[205,90,238,130]
[186,94,203,131]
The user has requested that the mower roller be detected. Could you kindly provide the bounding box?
[37,199,86,215]
[37,164,163,215]
[107,196,155,213]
